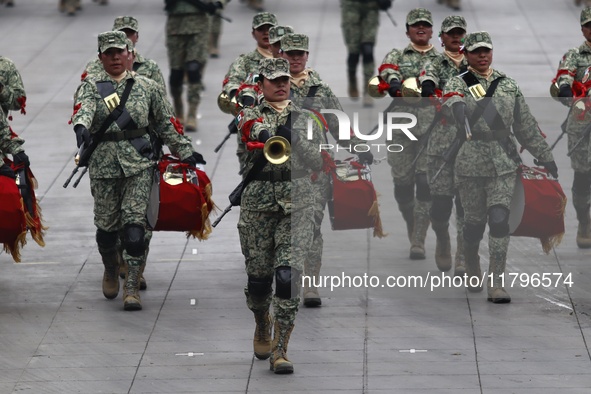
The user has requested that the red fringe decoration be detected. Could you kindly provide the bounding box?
[378,63,399,73]
[17,96,26,115]
[170,116,184,135]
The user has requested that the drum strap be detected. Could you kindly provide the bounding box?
[96,79,138,131]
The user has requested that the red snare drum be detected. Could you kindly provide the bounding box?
[508,165,566,253]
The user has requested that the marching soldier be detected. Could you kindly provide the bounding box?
[70,31,205,311]
[340,0,392,106]
[554,7,591,248]
[0,55,26,117]
[165,0,228,131]
[443,32,557,303]
[237,58,325,373]
[378,8,441,261]
[419,15,468,275]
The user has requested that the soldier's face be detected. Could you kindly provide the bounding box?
[582,23,591,42]
[259,76,290,102]
[253,24,272,48]
[407,22,433,46]
[271,42,282,58]
[99,47,129,76]
[282,50,308,74]
[441,28,465,52]
[466,48,493,73]
[121,29,139,45]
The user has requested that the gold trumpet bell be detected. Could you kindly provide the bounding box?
[549,82,560,101]
[401,78,422,104]
[217,91,235,115]
[263,135,291,165]
[367,76,386,98]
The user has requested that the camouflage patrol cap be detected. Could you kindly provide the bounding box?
[463,31,493,52]
[441,15,467,33]
[98,31,129,53]
[281,33,309,52]
[113,16,139,32]
[581,7,591,25]
[252,12,278,29]
[269,25,295,45]
[125,38,135,55]
[406,8,433,26]
[259,58,290,80]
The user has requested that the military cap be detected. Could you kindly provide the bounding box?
[406,8,433,26]
[125,38,135,54]
[463,31,493,52]
[441,15,467,33]
[113,16,139,32]
[581,7,591,25]
[98,31,128,53]
[269,25,295,45]
[281,33,309,52]
[252,12,278,29]
[259,58,290,80]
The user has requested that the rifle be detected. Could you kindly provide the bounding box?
[214,119,237,153]
[211,180,243,227]
[430,137,463,184]
[63,143,88,188]
[567,121,591,157]
[410,111,443,167]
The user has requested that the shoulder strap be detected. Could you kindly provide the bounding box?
[467,75,504,127]
[95,78,137,130]
[93,79,135,144]
[301,85,320,110]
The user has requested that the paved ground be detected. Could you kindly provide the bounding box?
[1,0,591,393]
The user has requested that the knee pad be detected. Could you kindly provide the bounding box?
[415,173,431,202]
[96,229,118,250]
[572,171,591,196]
[394,183,414,205]
[123,223,146,257]
[430,195,453,222]
[169,68,184,89]
[275,266,300,300]
[454,194,464,218]
[347,53,360,73]
[360,42,374,64]
[247,276,273,297]
[185,61,203,84]
[488,205,510,238]
[463,222,486,243]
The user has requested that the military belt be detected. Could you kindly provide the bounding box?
[102,128,148,142]
[470,128,510,142]
[253,169,309,182]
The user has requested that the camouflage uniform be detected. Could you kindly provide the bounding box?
[340,0,388,103]
[419,15,468,274]
[237,58,324,374]
[71,32,196,311]
[555,7,591,248]
[444,32,555,303]
[209,14,222,58]
[378,8,440,259]
[0,56,26,117]
[0,111,24,156]
[269,25,295,58]
[165,0,227,131]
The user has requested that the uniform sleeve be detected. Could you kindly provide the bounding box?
[146,60,167,93]
[556,48,578,87]
[0,114,24,155]
[378,49,403,84]
[419,58,440,87]
[512,93,554,162]
[442,76,466,110]
[72,80,98,130]
[224,55,248,95]
[292,112,323,172]
[0,59,26,112]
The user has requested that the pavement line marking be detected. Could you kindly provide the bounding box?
[175,352,204,357]
[399,349,428,354]
[536,295,573,311]
[190,299,196,305]
[192,248,197,255]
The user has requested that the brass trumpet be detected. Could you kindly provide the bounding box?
[401,77,422,103]
[367,76,386,98]
[263,135,291,165]
[217,91,236,115]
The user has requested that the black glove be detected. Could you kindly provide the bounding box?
[377,0,392,10]
[276,125,292,144]
[421,80,435,98]
[74,124,91,148]
[357,151,374,165]
[12,151,30,167]
[201,1,223,15]
[241,95,256,107]
[192,151,206,165]
[388,80,402,98]
[0,163,15,179]
[182,152,206,167]
[258,129,270,143]
[451,101,467,141]
[558,84,573,106]
[538,160,558,178]
[229,89,237,99]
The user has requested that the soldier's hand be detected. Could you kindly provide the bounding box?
[377,0,392,10]
[12,151,30,168]
[387,80,402,98]
[191,151,207,165]
[276,125,291,144]
[74,124,91,148]
[0,163,15,179]
[258,129,270,143]
[241,95,256,107]
[421,80,435,97]
[558,84,573,105]
[357,151,374,165]
[537,160,558,178]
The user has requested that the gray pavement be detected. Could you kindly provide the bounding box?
[1,0,591,393]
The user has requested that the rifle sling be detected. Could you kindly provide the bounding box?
[96,80,138,130]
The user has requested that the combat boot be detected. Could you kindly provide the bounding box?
[123,264,142,311]
[303,265,321,307]
[447,0,461,10]
[119,261,147,290]
[577,220,591,248]
[463,240,483,292]
[487,236,511,303]
[410,212,430,260]
[398,201,415,242]
[454,230,466,277]
[253,310,273,360]
[209,32,220,58]
[270,320,294,374]
[431,220,452,272]
[348,73,359,99]
[573,196,591,248]
[99,247,120,300]
[171,86,184,125]
[185,103,198,132]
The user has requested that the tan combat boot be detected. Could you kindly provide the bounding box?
[99,247,120,300]
[348,74,360,99]
[270,320,294,374]
[410,212,430,260]
[303,265,321,307]
[454,233,466,277]
[398,201,415,243]
[123,264,142,311]
[171,87,184,125]
[185,103,198,132]
[487,236,511,303]
[577,219,591,249]
[209,32,220,58]
[431,220,452,272]
[253,311,273,360]
[463,240,483,293]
